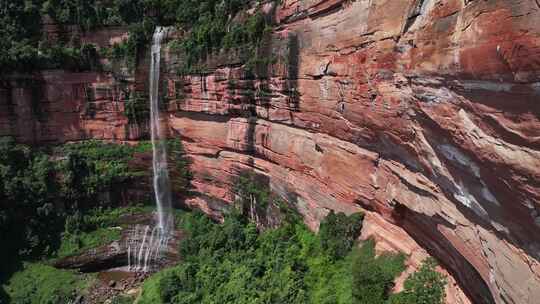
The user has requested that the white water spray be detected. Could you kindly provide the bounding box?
[149,26,173,234]
[127,27,173,272]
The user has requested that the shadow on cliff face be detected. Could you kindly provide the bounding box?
[0,76,45,144]
[230,18,302,217]
[243,25,300,168]
[415,103,540,259]
[285,34,300,112]
[231,169,301,229]
[382,101,540,304]
[392,203,496,304]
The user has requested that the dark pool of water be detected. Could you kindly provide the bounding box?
[97,269,135,283]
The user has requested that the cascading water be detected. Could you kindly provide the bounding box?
[126,27,173,272]
[149,26,173,235]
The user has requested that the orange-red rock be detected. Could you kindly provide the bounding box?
[1,1,540,303]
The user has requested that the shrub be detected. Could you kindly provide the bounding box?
[56,227,122,258]
[141,206,416,304]
[389,258,447,304]
[169,0,273,73]
[4,263,86,304]
[141,206,448,304]
[124,92,149,124]
[110,295,135,304]
[0,137,63,259]
[352,240,406,304]
[319,211,364,259]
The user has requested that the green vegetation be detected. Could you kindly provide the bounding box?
[1,206,155,304]
[319,211,364,260]
[0,134,446,304]
[124,91,150,124]
[138,174,446,304]
[56,227,122,258]
[388,258,446,304]
[0,137,64,259]
[168,139,193,193]
[232,171,303,228]
[0,137,183,264]
[1,0,275,74]
[0,1,44,71]
[54,140,151,206]
[111,295,137,304]
[170,5,272,73]
[0,0,156,72]
[352,240,406,304]
[140,210,446,304]
[55,205,154,258]
[0,0,104,72]
[3,263,89,304]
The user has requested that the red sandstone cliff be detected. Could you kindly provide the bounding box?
[1,1,540,303]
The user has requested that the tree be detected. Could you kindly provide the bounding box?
[319,211,364,259]
[389,258,446,304]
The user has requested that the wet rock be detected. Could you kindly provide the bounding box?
[54,212,182,274]
[3,1,540,303]
[53,241,127,273]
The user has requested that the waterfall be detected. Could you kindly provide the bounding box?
[127,26,173,272]
[149,26,173,234]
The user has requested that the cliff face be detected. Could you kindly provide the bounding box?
[1,0,540,303]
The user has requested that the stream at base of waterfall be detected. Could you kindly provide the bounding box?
[126,26,174,272]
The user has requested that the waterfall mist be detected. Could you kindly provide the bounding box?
[149,26,173,235]
[127,27,173,272]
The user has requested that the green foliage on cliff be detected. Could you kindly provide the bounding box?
[139,192,445,304]
[0,206,157,304]
[56,227,122,258]
[167,139,193,193]
[0,0,43,70]
[0,138,183,264]
[124,92,150,124]
[0,0,104,71]
[352,240,406,304]
[0,0,274,73]
[55,140,149,204]
[139,208,368,304]
[171,6,272,73]
[319,210,364,260]
[388,258,446,304]
[56,206,152,258]
[0,0,156,72]
[0,137,63,259]
[2,263,89,304]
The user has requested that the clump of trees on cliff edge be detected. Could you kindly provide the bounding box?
[0,138,190,265]
[1,0,270,73]
[138,174,447,304]
[0,137,191,303]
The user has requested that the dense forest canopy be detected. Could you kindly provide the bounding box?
[0,139,188,263]
[0,0,269,73]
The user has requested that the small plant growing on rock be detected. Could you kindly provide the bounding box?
[319,210,364,260]
[389,258,447,304]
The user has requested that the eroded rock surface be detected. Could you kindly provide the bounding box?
[2,1,540,303]
[53,214,182,273]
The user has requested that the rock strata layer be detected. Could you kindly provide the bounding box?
[2,1,540,303]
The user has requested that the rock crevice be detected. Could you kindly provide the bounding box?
[1,1,540,303]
